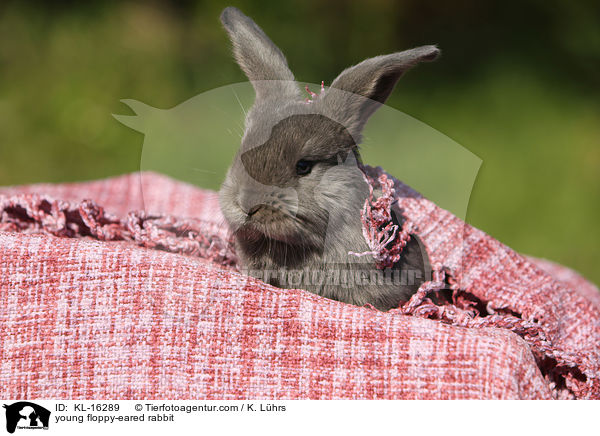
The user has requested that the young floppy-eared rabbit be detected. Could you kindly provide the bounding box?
[218,7,438,311]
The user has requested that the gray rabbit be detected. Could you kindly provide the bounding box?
[218,7,437,311]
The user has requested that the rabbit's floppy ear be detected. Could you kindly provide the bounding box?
[322,46,439,135]
[221,7,299,102]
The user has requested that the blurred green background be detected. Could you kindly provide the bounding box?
[0,0,598,284]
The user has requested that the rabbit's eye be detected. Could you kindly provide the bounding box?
[295,159,313,176]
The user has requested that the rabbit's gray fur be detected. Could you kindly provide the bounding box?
[219,6,437,311]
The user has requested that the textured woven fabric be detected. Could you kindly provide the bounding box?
[1,171,598,399]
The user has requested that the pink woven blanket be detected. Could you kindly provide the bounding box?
[1,171,598,399]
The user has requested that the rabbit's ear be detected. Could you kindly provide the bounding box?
[323,46,439,135]
[221,7,299,102]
